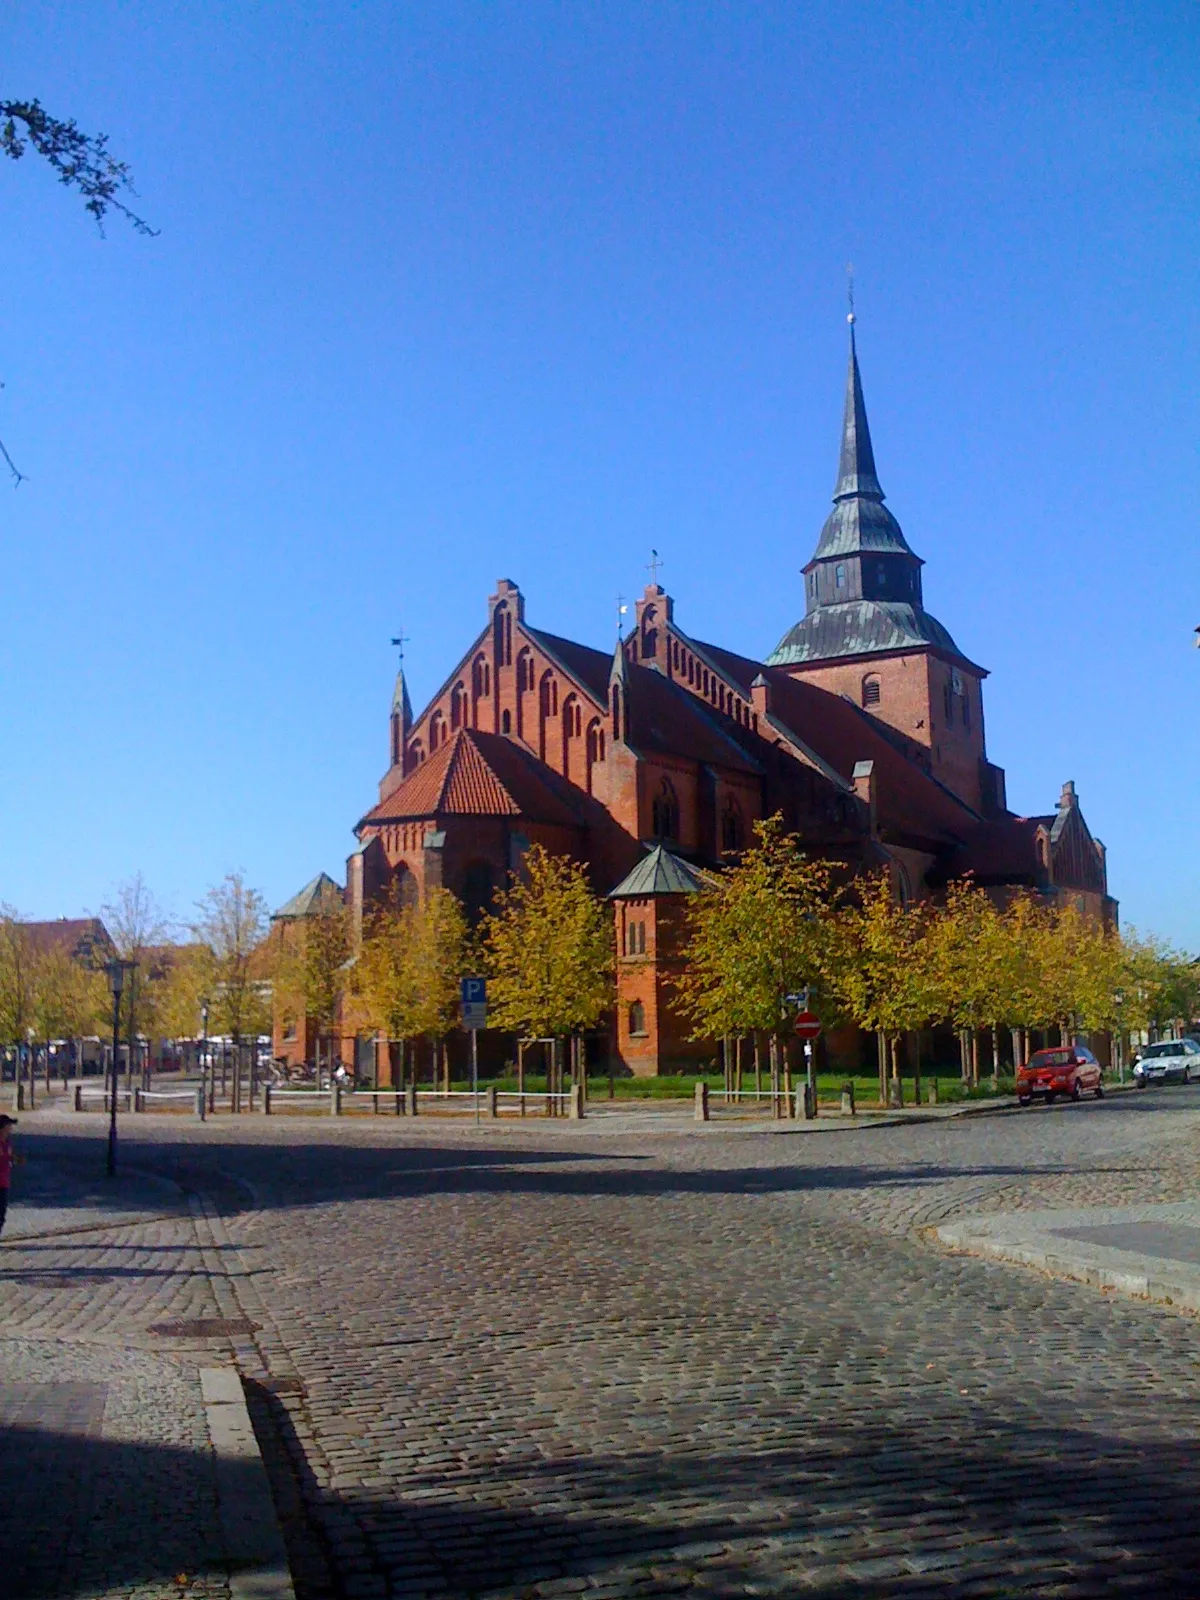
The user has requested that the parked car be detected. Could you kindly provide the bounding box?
[1132,1038,1200,1086]
[1017,1046,1103,1106]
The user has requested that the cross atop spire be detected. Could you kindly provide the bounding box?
[833,319,884,504]
[390,630,409,664]
[647,548,664,585]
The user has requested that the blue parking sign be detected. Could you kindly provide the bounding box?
[460,976,487,1030]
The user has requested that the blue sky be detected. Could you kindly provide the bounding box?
[2,2,1197,944]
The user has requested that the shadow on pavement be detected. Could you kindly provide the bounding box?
[243,1375,1200,1599]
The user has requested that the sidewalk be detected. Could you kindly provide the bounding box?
[0,1130,293,1600]
[935,1200,1200,1316]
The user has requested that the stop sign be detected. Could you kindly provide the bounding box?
[793,1010,821,1040]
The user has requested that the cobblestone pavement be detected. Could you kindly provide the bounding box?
[10,1087,1200,1598]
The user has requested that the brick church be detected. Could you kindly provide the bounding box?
[277,324,1115,1075]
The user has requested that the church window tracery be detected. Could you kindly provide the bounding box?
[720,798,744,853]
[651,777,679,841]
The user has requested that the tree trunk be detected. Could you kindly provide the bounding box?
[969,1030,980,1088]
[754,1032,762,1099]
[957,1029,969,1084]
[877,1031,888,1105]
[889,1033,901,1105]
[910,1030,922,1106]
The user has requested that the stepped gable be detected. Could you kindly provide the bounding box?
[762,671,978,843]
[625,660,762,774]
[359,728,583,828]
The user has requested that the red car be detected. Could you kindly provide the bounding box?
[1017,1045,1104,1106]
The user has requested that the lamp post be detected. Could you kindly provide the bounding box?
[105,960,135,1178]
[200,998,210,1111]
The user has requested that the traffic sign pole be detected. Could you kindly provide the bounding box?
[471,1027,479,1127]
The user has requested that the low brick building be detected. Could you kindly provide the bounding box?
[277,325,1116,1074]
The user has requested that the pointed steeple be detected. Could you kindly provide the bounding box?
[391,663,413,727]
[609,636,629,744]
[833,321,884,502]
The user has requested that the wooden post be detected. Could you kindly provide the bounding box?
[486,1085,498,1119]
[694,1081,709,1121]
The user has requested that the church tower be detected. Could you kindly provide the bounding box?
[767,320,1006,817]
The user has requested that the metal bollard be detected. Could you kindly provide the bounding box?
[195,1086,207,1122]
[73,1084,83,1112]
[694,1081,709,1122]
[263,1084,272,1116]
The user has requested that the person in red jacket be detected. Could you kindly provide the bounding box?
[0,1115,17,1237]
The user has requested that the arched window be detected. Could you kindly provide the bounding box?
[393,865,419,911]
[472,654,490,701]
[835,563,846,589]
[408,739,425,766]
[493,601,512,667]
[641,605,658,659]
[720,798,743,853]
[862,675,881,708]
[610,683,623,742]
[461,860,495,926]
[501,709,512,734]
[516,648,535,692]
[540,673,558,718]
[429,712,446,751]
[450,682,467,730]
[651,777,679,841]
[628,1000,647,1037]
[563,697,582,737]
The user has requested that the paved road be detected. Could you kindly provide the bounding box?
[6,1086,1200,1598]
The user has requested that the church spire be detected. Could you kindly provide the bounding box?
[833,318,884,503]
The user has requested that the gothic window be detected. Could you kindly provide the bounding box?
[641,605,658,659]
[540,673,558,718]
[409,739,425,765]
[720,798,744,853]
[472,655,490,700]
[835,563,846,589]
[651,777,679,841]
[429,713,446,751]
[493,602,512,666]
[390,715,401,766]
[564,698,582,737]
[610,683,623,742]
[450,682,467,730]
[501,709,512,734]
[628,1000,647,1037]
[671,641,680,669]
[461,860,495,926]
[862,675,881,708]
[687,656,695,684]
[516,649,535,691]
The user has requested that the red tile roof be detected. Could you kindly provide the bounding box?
[19,918,114,966]
[360,730,584,829]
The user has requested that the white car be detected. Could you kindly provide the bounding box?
[1133,1039,1200,1085]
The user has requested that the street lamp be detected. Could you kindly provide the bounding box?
[105,960,136,1178]
[200,997,210,1111]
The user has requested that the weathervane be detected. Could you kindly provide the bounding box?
[616,594,628,638]
[390,630,409,665]
[846,261,856,325]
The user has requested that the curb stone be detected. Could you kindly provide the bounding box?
[202,1367,296,1600]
